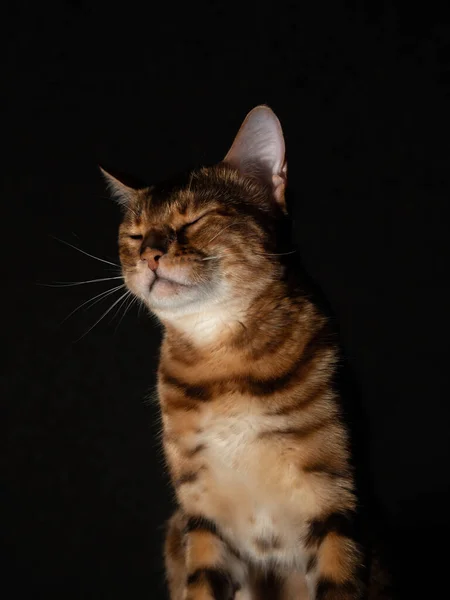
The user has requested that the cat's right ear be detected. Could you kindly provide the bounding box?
[99,166,137,209]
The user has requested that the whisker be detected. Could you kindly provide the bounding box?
[255,250,297,257]
[187,171,194,195]
[206,220,243,245]
[39,276,124,288]
[109,290,132,325]
[202,250,297,262]
[137,296,146,318]
[50,236,120,268]
[99,194,140,219]
[60,283,125,324]
[105,265,124,274]
[75,290,130,342]
[114,293,139,332]
[125,205,140,219]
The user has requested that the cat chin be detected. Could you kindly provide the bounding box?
[125,271,198,311]
[146,285,230,323]
[150,277,192,296]
[145,282,205,313]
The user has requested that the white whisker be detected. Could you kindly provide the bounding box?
[39,276,124,288]
[202,250,296,262]
[114,293,139,332]
[126,205,140,219]
[75,290,130,342]
[137,296,146,318]
[206,220,243,245]
[51,236,120,268]
[109,290,132,324]
[61,284,125,324]
[99,194,140,219]
[255,250,297,257]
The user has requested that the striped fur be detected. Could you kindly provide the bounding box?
[110,107,369,599]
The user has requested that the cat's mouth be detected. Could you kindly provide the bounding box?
[126,262,204,310]
[149,273,193,295]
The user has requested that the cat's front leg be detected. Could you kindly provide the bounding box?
[182,516,244,600]
[305,512,365,600]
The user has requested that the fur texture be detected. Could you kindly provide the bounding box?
[107,106,371,599]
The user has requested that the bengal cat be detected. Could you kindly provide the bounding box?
[102,106,369,599]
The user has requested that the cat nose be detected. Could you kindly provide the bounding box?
[140,247,163,271]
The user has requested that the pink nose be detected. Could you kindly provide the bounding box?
[140,247,162,271]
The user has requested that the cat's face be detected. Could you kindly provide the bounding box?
[104,106,288,327]
[117,167,284,318]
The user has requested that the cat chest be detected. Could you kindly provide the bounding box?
[163,408,262,482]
[162,406,310,565]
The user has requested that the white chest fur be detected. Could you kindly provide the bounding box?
[172,407,310,570]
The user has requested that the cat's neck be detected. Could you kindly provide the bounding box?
[160,281,309,351]
[161,300,249,348]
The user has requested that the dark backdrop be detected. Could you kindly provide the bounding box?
[3,2,449,599]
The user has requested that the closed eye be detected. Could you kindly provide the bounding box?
[184,216,205,228]
[129,234,143,240]
[176,214,209,239]
[184,211,216,229]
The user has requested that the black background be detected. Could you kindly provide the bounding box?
[3,2,450,598]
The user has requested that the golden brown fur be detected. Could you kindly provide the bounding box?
[105,107,378,599]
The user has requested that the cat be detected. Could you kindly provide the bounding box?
[102,106,372,599]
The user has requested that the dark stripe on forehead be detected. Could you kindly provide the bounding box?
[140,163,284,223]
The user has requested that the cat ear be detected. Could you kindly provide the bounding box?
[99,166,137,208]
[224,105,287,207]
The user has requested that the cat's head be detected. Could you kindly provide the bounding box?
[102,106,290,335]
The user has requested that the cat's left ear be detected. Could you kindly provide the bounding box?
[99,166,137,209]
[224,105,287,209]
